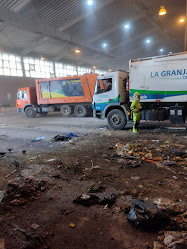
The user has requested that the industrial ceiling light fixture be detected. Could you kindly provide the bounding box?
[146,39,151,44]
[108,69,112,72]
[40,55,45,60]
[159,6,166,15]
[102,42,108,48]
[179,18,185,23]
[75,49,81,53]
[160,48,164,52]
[87,0,93,6]
[124,23,130,29]
[93,65,96,69]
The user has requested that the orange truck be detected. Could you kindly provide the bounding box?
[16,73,98,118]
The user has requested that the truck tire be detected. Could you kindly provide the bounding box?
[107,109,127,130]
[39,112,48,117]
[25,107,36,118]
[60,105,72,117]
[74,105,86,117]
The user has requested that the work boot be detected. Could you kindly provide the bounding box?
[133,128,138,134]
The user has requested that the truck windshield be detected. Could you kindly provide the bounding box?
[96,78,112,94]
[17,90,27,100]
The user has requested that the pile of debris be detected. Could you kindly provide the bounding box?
[115,140,187,173]
[0,177,47,212]
[73,193,116,207]
[152,198,187,249]
[125,197,187,248]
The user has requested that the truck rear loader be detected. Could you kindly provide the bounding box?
[93,52,187,129]
[16,73,98,118]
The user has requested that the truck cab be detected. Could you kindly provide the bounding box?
[92,71,130,129]
[16,87,37,116]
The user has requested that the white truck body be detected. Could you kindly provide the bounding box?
[129,52,187,103]
[93,52,187,130]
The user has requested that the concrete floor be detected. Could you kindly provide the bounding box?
[0,107,186,153]
[0,108,187,249]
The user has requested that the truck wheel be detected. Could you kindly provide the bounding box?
[60,105,72,117]
[25,107,36,118]
[74,105,86,117]
[107,109,127,130]
[39,112,48,117]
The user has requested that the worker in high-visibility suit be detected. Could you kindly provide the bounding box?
[130,92,142,133]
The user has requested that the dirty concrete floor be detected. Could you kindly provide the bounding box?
[0,108,187,249]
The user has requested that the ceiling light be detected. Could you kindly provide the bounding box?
[102,43,107,48]
[124,24,130,29]
[40,56,45,60]
[87,0,93,6]
[159,6,166,16]
[160,48,164,52]
[75,49,80,53]
[93,66,96,69]
[108,69,112,72]
[146,39,151,44]
[179,18,185,23]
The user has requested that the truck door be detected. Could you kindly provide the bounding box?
[16,89,28,109]
[93,76,116,112]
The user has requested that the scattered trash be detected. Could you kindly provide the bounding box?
[99,127,108,130]
[127,199,170,231]
[119,159,141,169]
[173,176,178,180]
[14,160,20,168]
[171,150,185,157]
[31,137,45,142]
[91,166,101,170]
[0,238,5,249]
[162,161,177,166]
[66,133,78,138]
[154,231,187,249]
[70,223,75,228]
[73,194,116,207]
[153,241,164,249]
[131,176,141,181]
[5,169,17,178]
[88,184,105,193]
[47,159,56,162]
[99,194,116,206]
[0,191,5,203]
[73,194,100,207]
[7,148,13,152]
[0,179,48,211]
[103,204,108,210]
[145,153,153,159]
[0,152,6,157]
[30,223,40,230]
[52,135,70,142]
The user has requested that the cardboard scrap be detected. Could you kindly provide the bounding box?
[0,239,5,249]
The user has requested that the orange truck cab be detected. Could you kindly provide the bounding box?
[16,73,98,118]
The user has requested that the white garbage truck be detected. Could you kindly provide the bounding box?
[92,52,187,129]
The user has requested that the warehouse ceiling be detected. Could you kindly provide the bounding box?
[0,0,185,71]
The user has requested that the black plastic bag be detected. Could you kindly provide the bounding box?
[127,199,170,231]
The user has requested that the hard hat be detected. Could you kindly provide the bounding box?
[134,92,140,97]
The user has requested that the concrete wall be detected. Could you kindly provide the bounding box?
[0,76,35,106]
